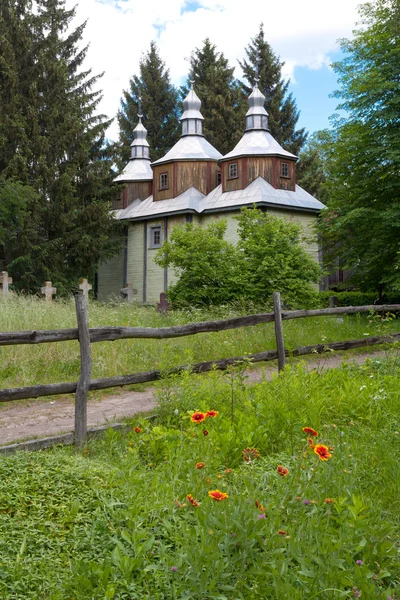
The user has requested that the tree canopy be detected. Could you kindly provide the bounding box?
[239,24,307,156]
[155,208,320,308]
[117,41,180,164]
[319,0,400,294]
[0,0,119,293]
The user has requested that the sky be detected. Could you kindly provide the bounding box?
[66,0,367,143]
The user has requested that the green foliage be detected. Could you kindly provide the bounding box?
[239,24,307,156]
[0,0,120,293]
[296,131,331,202]
[319,0,400,295]
[1,359,400,597]
[117,41,180,164]
[156,208,321,308]
[184,38,245,155]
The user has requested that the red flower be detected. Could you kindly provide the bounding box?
[191,412,206,423]
[314,444,332,461]
[324,498,335,504]
[208,489,229,501]
[303,427,319,437]
[255,500,265,511]
[277,465,289,477]
[202,430,209,436]
[224,468,232,474]
[186,494,200,507]
[278,529,287,536]
[242,447,260,462]
[195,462,206,469]
[206,410,219,418]
[134,427,142,433]
[307,438,315,449]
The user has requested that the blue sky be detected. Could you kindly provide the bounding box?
[68,0,364,142]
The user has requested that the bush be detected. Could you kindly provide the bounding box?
[318,291,400,307]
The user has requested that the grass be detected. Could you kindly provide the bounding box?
[0,355,400,599]
[0,295,399,394]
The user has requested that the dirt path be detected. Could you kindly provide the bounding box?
[0,350,387,446]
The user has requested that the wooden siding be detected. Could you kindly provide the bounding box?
[220,156,296,192]
[112,181,152,210]
[276,159,296,192]
[222,160,243,192]
[153,164,175,201]
[246,157,275,188]
[176,161,218,196]
[126,223,144,302]
[97,244,125,301]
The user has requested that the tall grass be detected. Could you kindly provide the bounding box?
[0,356,399,598]
[0,296,399,392]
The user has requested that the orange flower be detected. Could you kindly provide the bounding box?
[195,462,206,469]
[278,529,287,536]
[205,477,211,484]
[174,499,187,508]
[303,427,319,437]
[324,498,335,504]
[314,444,332,461]
[206,410,219,418]
[224,468,232,474]
[202,430,209,436]
[242,447,260,462]
[255,500,265,511]
[208,489,229,501]
[191,412,206,423]
[134,427,142,433]
[277,465,289,477]
[186,494,200,507]
[308,438,315,449]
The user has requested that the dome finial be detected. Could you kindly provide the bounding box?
[190,78,195,90]
[138,96,143,121]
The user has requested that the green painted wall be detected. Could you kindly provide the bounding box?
[97,244,125,302]
[127,222,144,302]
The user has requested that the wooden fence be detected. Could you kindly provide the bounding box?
[1,292,400,449]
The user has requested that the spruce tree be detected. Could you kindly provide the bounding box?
[117,42,180,163]
[239,24,307,156]
[184,38,245,155]
[0,0,119,293]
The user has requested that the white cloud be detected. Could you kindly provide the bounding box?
[66,0,367,141]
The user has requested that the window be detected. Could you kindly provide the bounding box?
[228,163,238,179]
[216,172,222,185]
[159,172,169,190]
[281,162,289,178]
[186,214,193,224]
[150,226,162,248]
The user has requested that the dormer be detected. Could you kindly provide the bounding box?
[151,83,222,201]
[112,99,153,209]
[220,83,297,193]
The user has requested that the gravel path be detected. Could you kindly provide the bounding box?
[0,349,387,445]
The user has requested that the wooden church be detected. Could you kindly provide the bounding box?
[97,83,325,302]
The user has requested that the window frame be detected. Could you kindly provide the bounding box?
[216,172,222,186]
[281,162,289,178]
[159,172,169,190]
[228,162,238,180]
[149,225,162,249]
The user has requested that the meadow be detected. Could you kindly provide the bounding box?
[0,295,399,394]
[0,356,400,598]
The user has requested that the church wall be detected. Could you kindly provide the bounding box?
[152,164,175,201]
[176,161,218,196]
[126,222,145,302]
[97,241,125,302]
[126,181,152,205]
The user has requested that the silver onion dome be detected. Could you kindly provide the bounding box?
[245,82,269,131]
[180,80,204,136]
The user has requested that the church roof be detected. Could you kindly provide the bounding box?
[222,129,297,161]
[113,157,153,183]
[117,187,204,220]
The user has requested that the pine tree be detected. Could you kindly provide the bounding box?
[239,24,307,156]
[117,42,180,164]
[0,0,119,293]
[184,38,245,155]
[296,131,330,202]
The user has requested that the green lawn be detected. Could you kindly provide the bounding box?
[0,355,399,599]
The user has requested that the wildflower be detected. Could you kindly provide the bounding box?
[202,430,209,436]
[324,498,335,504]
[191,412,206,423]
[255,500,265,511]
[277,465,289,477]
[225,468,232,474]
[206,410,219,418]
[308,438,315,449]
[174,408,179,415]
[195,462,206,469]
[295,496,302,501]
[186,494,200,507]
[217,474,222,479]
[258,513,266,519]
[171,566,178,572]
[134,427,142,433]
[278,529,287,536]
[303,499,311,505]
[353,587,360,598]
[242,447,260,462]
[205,477,211,484]
[173,499,187,508]
[356,560,363,565]
[314,444,332,461]
[208,489,229,501]
[303,427,319,437]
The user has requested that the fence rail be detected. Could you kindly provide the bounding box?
[1,294,399,448]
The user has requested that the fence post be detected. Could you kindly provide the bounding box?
[273,292,286,372]
[74,291,92,448]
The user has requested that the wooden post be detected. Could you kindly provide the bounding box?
[273,292,286,372]
[74,292,92,448]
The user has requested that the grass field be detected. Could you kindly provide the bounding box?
[0,355,400,598]
[0,296,399,393]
